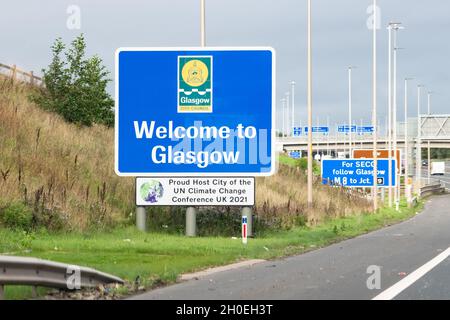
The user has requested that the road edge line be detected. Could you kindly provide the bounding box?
[372,247,450,300]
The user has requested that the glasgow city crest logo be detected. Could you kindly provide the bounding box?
[178,56,213,113]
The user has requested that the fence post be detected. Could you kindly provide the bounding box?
[30,71,34,86]
[11,64,17,83]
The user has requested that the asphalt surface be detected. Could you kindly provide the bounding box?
[132,195,450,300]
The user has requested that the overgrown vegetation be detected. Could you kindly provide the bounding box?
[0,75,134,231]
[0,69,371,233]
[31,35,114,127]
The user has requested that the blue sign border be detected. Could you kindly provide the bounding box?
[114,47,276,177]
[321,159,397,188]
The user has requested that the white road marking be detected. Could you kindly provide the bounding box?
[373,247,450,300]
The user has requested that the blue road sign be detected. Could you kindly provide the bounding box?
[292,127,302,137]
[321,159,396,187]
[115,47,275,176]
[304,126,329,135]
[289,151,301,159]
[338,125,357,133]
[357,126,374,134]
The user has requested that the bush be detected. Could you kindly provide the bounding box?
[295,157,320,174]
[0,202,33,230]
[31,34,114,127]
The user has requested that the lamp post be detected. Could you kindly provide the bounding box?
[285,92,290,136]
[416,84,424,190]
[427,91,433,184]
[281,98,286,137]
[404,77,413,202]
[348,66,354,157]
[371,0,378,212]
[185,0,207,237]
[387,23,393,207]
[393,27,403,211]
[291,81,296,134]
[307,0,313,208]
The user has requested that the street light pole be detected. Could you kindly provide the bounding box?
[185,0,207,237]
[281,98,286,137]
[372,0,378,212]
[286,92,290,136]
[200,0,206,47]
[416,85,424,190]
[291,81,296,133]
[404,78,413,199]
[307,0,313,208]
[348,66,353,157]
[387,23,393,208]
[427,91,432,184]
[393,26,403,212]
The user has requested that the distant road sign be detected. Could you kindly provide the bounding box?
[292,127,302,137]
[115,47,275,176]
[289,151,301,159]
[357,126,374,134]
[338,125,357,133]
[322,159,397,187]
[353,149,401,172]
[304,126,329,135]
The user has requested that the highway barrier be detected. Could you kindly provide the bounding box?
[0,256,124,300]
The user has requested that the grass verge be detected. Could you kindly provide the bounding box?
[0,198,423,300]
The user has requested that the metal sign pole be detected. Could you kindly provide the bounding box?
[185,0,207,237]
[136,206,147,231]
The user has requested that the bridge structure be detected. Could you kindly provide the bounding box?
[278,115,450,157]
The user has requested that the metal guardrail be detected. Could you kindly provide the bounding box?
[0,256,124,300]
[419,182,446,197]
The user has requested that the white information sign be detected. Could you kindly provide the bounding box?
[136,177,255,206]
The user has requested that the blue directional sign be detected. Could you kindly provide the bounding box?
[289,151,301,159]
[357,126,374,134]
[293,127,302,137]
[338,125,357,133]
[115,48,275,176]
[321,159,396,187]
[304,126,329,135]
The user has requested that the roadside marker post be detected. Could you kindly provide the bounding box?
[242,215,248,245]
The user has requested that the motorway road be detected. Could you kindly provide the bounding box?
[132,195,450,300]
[421,161,450,189]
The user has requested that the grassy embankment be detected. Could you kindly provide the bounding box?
[0,198,421,299]
[0,75,423,299]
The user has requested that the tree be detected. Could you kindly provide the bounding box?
[31,35,114,127]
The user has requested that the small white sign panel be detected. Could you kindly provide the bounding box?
[136,177,255,206]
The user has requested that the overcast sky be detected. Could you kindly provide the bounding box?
[1,0,449,130]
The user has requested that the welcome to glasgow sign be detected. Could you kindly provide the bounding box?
[115,47,275,176]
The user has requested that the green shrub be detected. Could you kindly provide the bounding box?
[0,202,33,230]
[30,34,114,127]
